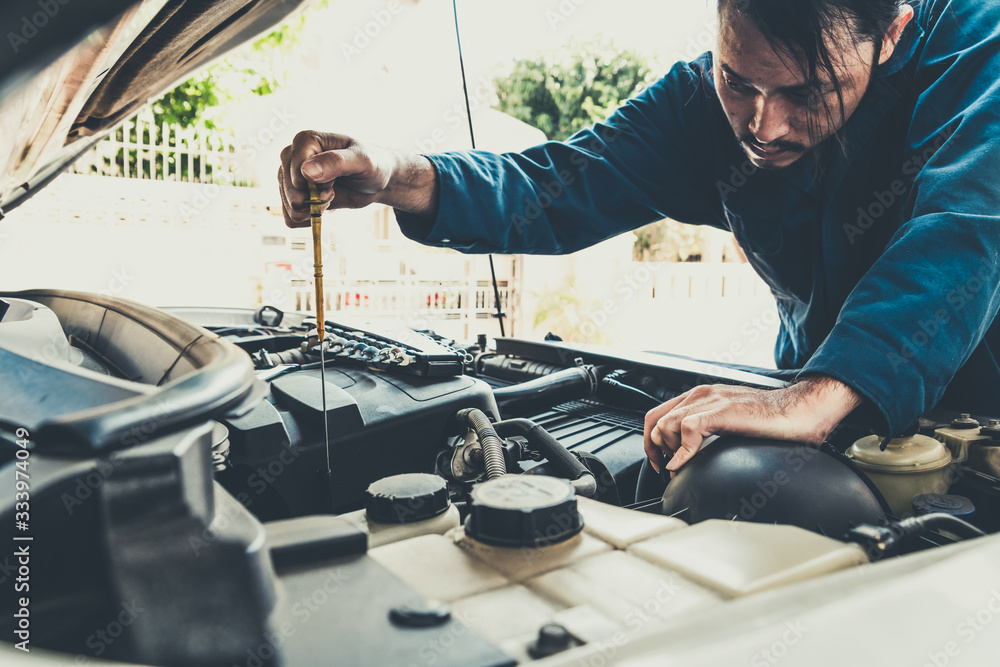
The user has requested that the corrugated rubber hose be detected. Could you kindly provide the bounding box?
[457,408,506,480]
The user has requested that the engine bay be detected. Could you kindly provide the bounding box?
[3,290,1000,666]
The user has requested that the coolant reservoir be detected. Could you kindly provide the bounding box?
[846,434,953,517]
[465,476,584,548]
[341,473,461,548]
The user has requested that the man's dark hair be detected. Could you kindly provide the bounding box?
[718,0,906,143]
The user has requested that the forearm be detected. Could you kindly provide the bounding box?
[377,152,439,218]
[393,63,728,254]
[789,374,863,443]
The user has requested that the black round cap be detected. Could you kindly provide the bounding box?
[950,414,980,429]
[979,421,1000,439]
[661,436,889,539]
[365,473,450,524]
[389,602,451,628]
[528,624,574,658]
[912,494,976,517]
[465,476,583,548]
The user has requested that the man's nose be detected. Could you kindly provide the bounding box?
[749,95,791,144]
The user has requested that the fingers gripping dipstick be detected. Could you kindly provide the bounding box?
[308,182,332,478]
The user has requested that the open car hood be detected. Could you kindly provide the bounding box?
[0,0,310,216]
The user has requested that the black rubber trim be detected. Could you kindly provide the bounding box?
[1,289,265,455]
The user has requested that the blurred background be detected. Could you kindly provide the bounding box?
[0,0,779,367]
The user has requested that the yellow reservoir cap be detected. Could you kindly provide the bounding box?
[847,434,952,473]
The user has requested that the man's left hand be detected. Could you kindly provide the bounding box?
[643,375,862,475]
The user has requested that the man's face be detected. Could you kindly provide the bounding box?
[713,8,882,170]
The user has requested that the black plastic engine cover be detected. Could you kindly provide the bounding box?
[222,367,499,515]
[661,436,891,539]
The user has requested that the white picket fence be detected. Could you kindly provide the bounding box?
[647,261,767,299]
[69,109,246,186]
[292,278,509,314]
[281,264,514,341]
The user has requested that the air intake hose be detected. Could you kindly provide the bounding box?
[491,365,597,411]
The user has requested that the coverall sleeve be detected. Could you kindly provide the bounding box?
[394,60,727,255]
[801,0,1000,433]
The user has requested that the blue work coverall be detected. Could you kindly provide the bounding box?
[396,0,1000,435]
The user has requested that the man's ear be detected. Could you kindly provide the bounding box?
[878,5,915,65]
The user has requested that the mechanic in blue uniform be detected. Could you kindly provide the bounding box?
[278,0,1000,480]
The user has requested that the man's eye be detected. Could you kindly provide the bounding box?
[790,87,828,108]
[723,75,749,93]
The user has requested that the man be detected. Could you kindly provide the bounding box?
[277,0,1000,479]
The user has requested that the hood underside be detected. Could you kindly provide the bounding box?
[0,0,310,216]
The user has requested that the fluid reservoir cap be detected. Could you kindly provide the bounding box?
[365,473,450,524]
[465,476,583,549]
[950,413,980,429]
[979,419,1000,439]
[912,494,976,517]
[847,434,952,473]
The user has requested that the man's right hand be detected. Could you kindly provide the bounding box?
[277,130,439,228]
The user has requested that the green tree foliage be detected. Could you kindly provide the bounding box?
[151,72,221,130]
[494,41,709,263]
[493,39,655,141]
